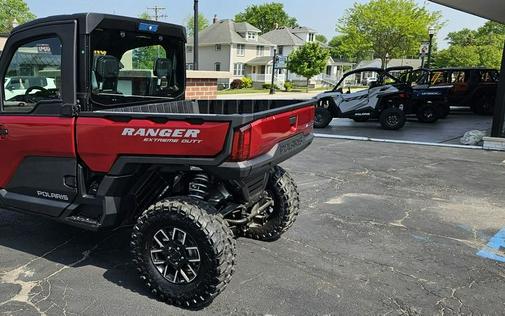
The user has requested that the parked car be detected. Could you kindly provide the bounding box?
[314,67,445,130]
[0,13,315,308]
[4,76,57,101]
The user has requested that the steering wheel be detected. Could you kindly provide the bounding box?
[25,86,50,103]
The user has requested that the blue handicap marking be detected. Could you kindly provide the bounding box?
[477,228,505,263]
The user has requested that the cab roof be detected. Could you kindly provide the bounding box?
[11,13,186,40]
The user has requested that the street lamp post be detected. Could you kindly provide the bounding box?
[385,53,390,69]
[426,26,435,69]
[193,0,199,70]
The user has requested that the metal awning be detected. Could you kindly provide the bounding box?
[430,0,505,24]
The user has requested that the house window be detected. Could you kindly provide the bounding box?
[308,33,315,42]
[256,45,264,56]
[237,44,245,56]
[186,63,194,70]
[187,46,193,53]
[278,46,284,55]
[215,44,221,51]
[233,63,244,76]
[215,62,221,71]
[247,32,257,40]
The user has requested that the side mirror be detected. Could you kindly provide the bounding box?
[95,55,121,80]
[154,58,172,78]
[336,87,343,93]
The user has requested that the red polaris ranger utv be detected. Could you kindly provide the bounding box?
[0,14,314,307]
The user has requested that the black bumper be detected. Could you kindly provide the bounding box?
[207,132,314,179]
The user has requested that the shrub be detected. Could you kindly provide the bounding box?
[262,83,280,90]
[241,76,253,88]
[284,80,294,91]
[230,79,244,89]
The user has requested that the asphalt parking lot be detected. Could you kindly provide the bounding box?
[1,138,505,315]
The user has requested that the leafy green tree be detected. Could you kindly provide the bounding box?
[185,13,209,36]
[0,0,35,33]
[315,34,327,44]
[234,2,297,33]
[328,35,372,62]
[434,21,504,69]
[337,0,443,68]
[287,42,330,92]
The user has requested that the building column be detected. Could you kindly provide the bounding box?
[491,41,505,137]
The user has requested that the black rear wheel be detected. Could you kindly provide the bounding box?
[314,107,333,128]
[416,104,439,123]
[379,107,406,130]
[472,96,495,115]
[131,197,236,308]
[243,166,300,241]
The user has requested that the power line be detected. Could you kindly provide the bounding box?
[146,5,168,21]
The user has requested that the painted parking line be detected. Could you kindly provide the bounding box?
[477,228,505,263]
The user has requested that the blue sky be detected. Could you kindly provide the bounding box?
[25,0,488,48]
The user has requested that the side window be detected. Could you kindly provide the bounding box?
[2,36,62,113]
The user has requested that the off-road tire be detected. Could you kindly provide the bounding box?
[416,104,439,123]
[472,96,494,116]
[379,107,406,130]
[243,166,300,241]
[314,107,332,128]
[131,197,236,309]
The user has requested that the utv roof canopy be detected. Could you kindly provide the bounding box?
[11,13,186,40]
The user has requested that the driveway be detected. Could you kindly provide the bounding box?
[1,139,504,315]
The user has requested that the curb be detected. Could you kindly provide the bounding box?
[314,133,483,150]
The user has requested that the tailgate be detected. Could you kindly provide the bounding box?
[76,117,230,173]
[230,104,315,161]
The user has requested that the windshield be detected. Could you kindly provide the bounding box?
[90,28,185,107]
[334,69,397,93]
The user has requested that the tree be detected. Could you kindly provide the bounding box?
[434,21,504,69]
[337,0,443,68]
[234,2,297,33]
[315,34,327,44]
[0,0,35,33]
[185,13,209,36]
[287,42,330,92]
[328,35,372,62]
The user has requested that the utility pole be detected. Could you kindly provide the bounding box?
[270,49,277,95]
[193,0,199,70]
[147,5,167,21]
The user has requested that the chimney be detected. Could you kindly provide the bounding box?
[213,14,218,24]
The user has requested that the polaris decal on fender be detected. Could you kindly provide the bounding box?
[121,128,204,144]
[37,191,69,201]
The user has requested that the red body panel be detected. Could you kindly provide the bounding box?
[76,118,230,173]
[0,116,76,187]
[248,105,315,159]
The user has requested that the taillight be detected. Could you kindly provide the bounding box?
[229,124,252,161]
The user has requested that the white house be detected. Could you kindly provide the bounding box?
[186,19,275,88]
[187,20,354,88]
